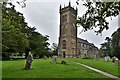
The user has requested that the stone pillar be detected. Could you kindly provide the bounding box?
[25,52,33,70]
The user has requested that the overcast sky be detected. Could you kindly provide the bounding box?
[12,0,119,48]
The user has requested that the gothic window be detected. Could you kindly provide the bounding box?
[64,15,67,23]
[84,44,86,48]
[83,44,84,47]
[62,40,66,49]
[81,43,83,47]
[79,43,81,47]
[62,14,67,23]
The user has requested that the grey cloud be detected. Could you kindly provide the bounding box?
[14,1,118,48]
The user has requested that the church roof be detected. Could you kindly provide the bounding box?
[77,38,89,44]
[77,38,98,49]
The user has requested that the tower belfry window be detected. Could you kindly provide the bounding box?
[62,40,66,49]
[62,14,67,23]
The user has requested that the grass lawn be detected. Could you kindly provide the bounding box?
[0,61,2,78]
[66,58,119,77]
[2,58,109,78]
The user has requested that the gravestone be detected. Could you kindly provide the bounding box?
[52,55,57,64]
[112,56,118,62]
[96,53,99,60]
[104,56,110,62]
[104,56,107,62]
[92,55,96,60]
[24,53,33,70]
[112,56,119,65]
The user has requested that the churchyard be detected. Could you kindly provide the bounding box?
[2,57,119,78]
[66,58,119,77]
[2,0,120,80]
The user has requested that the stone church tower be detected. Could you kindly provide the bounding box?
[58,2,78,57]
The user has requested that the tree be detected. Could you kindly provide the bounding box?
[2,2,29,57]
[76,1,120,34]
[2,1,50,59]
[0,3,2,60]
[111,28,120,59]
[51,43,58,55]
[3,0,26,8]
[28,29,50,58]
[99,43,107,57]
[105,37,112,56]
[99,37,112,57]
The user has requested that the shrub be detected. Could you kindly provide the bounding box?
[82,56,91,59]
[61,60,67,64]
[2,52,11,60]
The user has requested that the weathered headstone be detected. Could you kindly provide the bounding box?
[115,58,119,65]
[112,56,116,62]
[112,56,118,62]
[92,55,96,60]
[52,55,57,64]
[112,56,119,65]
[104,56,107,62]
[104,56,110,62]
[25,52,33,70]
[96,53,99,60]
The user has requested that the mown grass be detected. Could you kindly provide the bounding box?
[2,58,108,78]
[66,58,119,77]
[0,61,2,78]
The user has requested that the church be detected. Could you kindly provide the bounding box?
[58,2,98,58]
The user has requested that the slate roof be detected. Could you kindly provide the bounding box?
[77,38,98,49]
[77,38,89,45]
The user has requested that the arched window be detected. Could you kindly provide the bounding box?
[62,40,66,49]
[62,14,67,23]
